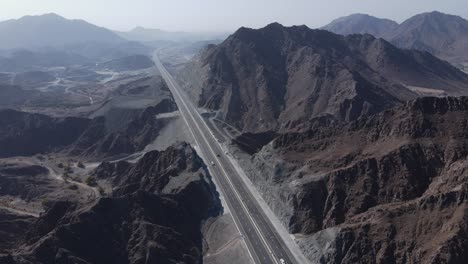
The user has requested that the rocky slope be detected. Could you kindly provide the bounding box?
[242,96,468,263]
[0,98,177,159]
[0,161,49,198]
[0,143,221,264]
[178,23,468,133]
[322,14,398,38]
[322,11,468,65]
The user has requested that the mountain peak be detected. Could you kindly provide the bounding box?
[263,22,284,29]
[407,10,466,23]
[20,13,66,21]
[424,10,449,16]
[322,13,398,37]
[40,13,64,18]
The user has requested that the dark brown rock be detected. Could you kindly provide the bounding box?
[1,143,221,264]
[249,96,468,263]
[178,23,468,133]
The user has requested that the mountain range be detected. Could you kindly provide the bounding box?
[0,13,125,50]
[116,26,229,43]
[177,22,468,133]
[323,11,468,65]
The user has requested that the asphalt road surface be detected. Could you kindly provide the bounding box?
[153,53,299,264]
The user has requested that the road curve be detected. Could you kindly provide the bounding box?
[153,53,301,264]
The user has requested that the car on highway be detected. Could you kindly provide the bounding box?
[280,258,286,264]
[211,161,215,166]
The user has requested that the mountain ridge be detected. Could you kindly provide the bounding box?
[177,22,468,133]
[322,11,468,65]
[0,13,125,50]
[322,13,398,37]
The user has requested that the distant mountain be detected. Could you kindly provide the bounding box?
[0,13,125,50]
[322,13,398,37]
[387,11,468,64]
[322,11,468,65]
[0,43,151,72]
[116,26,229,43]
[178,23,468,133]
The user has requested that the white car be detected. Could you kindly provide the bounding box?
[211,161,215,166]
[280,259,286,264]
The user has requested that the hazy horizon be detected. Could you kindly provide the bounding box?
[1,0,468,32]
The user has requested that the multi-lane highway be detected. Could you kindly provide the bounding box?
[153,53,301,264]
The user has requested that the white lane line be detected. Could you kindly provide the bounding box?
[155,55,280,264]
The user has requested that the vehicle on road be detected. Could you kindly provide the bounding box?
[280,258,286,264]
[211,161,215,166]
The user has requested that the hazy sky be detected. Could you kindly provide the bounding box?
[1,0,467,32]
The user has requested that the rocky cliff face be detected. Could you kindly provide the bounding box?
[1,143,221,264]
[241,96,468,263]
[178,23,468,133]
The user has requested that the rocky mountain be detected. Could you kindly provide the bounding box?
[387,11,468,64]
[0,143,221,264]
[178,23,468,133]
[0,13,124,50]
[0,98,177,159]
[322,11,468,65]
[322,14,398,37]
[238,96,468,263]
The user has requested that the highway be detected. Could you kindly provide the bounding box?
[153,53,300,264]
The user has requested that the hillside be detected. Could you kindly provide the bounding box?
[0,98,177,159]
[387,11,468,64]
[0,143,221,264]
[322,11,468,65]
[178,23,468,133]
[242,96,468,263]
